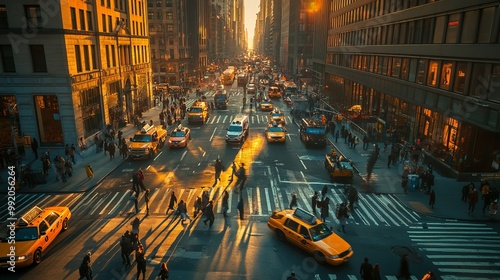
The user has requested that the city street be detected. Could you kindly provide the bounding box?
[1,82,499,280]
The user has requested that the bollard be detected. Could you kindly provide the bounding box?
[85,165,94,179]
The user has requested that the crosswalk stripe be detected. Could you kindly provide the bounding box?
[66,193,84,209]
[72,192,98,213]
[264,188,272,215]
[255,187,262,215]
[89,194,108,215]
[100,192,119,215]
[108,192,130,216]
[140,188,160,214]
[247,187,254,214]
[154,188,171,214]
[387,194,420,221]
[363,194,396,226]
[227,190,233,214]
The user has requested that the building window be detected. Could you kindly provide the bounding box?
[0,5,8,28]
[0,45,15,72]
[150,37,155,44]
[34,95,64,145]
[80,87,103,138]
[433,16,446,43]
[105,45,110,68]
[79,9,86,30]
[391,57,401,78]
[166,12,173,20]
[91,45,97,69]
[157,12,162,20]
[156,0,162,7]
[440,62,453,90]
[108,15,113,32]
[111,45,116,67]
[489,64,500,102]
[148,12,153,20]
[427,60,439,87]
[453,62,467,94]
[157,24,162,32]
[445,14,460,43]
[83,45,90,71]
[416,59,427,84]
[381,57,389,75]
[401,58,408,80]
[477,7,496,43]
[470,63,490,97]
[167,24,173,32]
[87,11,93,31]
[102,14,106,32]
[461,10,479,43]
[169,49,174,60]
[30,45,47,72]
[70,8,77,29]
[75,45,82,72]
[166,0,172,7]
[25,5,42,29]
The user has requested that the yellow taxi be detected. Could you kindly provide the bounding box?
[268,208,353,265]
[265,122,287,143]
[269,109,286,125]
[167,124,191,148]
[0,206,72,268]
[268,86,282,98]
[260,98,274,111]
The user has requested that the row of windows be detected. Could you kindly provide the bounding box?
[70,8,94,31]
[327,53,500,103]
[74,45,98,73]
[148,11,174,21]
[100,14,145,36]
[329,6,500,47]
[151,48,175,60]
[147,0,173,8]
[150,36,174,46]
[101,0,142,16]
[0,45,46,73]
[149,23,174,33]
[331,0,440,27]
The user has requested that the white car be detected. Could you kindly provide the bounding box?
[247,83,257,94]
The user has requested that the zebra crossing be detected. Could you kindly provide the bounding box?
[1,181,419,228]
[312,274,420,280]
[408,221,500,279]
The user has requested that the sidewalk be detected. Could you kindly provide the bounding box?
[326,120,498,222]
[1,104,169,194]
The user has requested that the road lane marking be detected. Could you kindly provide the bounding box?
[108,192,130,216]
[100,192,119,215]
[90,194,108,215]
[153,151,163,161]
[180,150,187,161]
[72,192,98,213]
[255,187,262,215]
[209,127,217,142]
[264,188,272,214]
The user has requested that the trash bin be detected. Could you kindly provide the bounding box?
[408,174,419,192]
[85,165,94,179]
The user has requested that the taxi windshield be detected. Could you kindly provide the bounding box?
[15,227,39,241]
[268,127,283,132]
[229,125,242,132]
[309,223,333,242]
[171,131,185,137]
[133,135,152,142]
[190,107,202,113]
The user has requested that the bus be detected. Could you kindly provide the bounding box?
[283,81,298,97]
[237,74,247,87]
[222,69,235,85]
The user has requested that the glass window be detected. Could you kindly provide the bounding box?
[91,45,97,69]
[392,24,400,44]
[461,10,479,43]
[0,45,16,72]
[477,7,496,43]
[101,14,106,32]
[0,5,8,28]
[407,21,415,44]
[381,57,388,75]
[83,45,90,71]
[469,63,490,97]
[167,24,173,32]
[433,16,446,43]
[427,60,439,86]
[30,45,47,72]
[25,5,42,29]
[445,14,460,43]
[453,62,467,93]
[440,61,453,90]
[166,12,173,20]
[70,8,77,29]
[105,45,110,68]
[413,20,423,43]
[401,58,409,80]
[422,18,433,44]
[38,220,49,234]
[377,56,383,74]
[156,0,162,7]
[284,219,299,232]
[148,11,153,20]
[416,59,427,84]
[108,15,112,32]
[34,95,64,144]
[44,212,60,226]
[75,45,82,72]
[392,57,401,78]
[409,58,418,82]
[111,45,116,66]
[86,11,93,31]
[387,24,393,44]
[399,22,407,44]
[79,9,85,30]
[489,64,500,102]
[369,56,375,72]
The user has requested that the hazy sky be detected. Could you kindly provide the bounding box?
[245,0,260,49]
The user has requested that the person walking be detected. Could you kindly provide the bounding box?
[353,136,359,149]
[320,197,330,223]
[468,187,479,214]
[236,163,247,191]
[360,257,374,280]
[120,139,128,159]
[136,244,146,280]
[69,144,77,164]
[289,193,298,209]
[79,251,93,280]
[229,162,237,181]
[177,200,192,225]
[372,263,381,280]
[222,190,229,217]
[108,142,115,160]
[134,195,139,214]
[336,202,349,233]
[137,169,146,192]
[321,184,328,199]
[399,254,410,280]
[462,182,473,202]
[131,217,140,237]
[429,190,436,209]
[348,186,358,209]
[482,190,491,214]
[203,200,215,227]
[166,191,177,214]
[31,138,39,159]
[193,196,202,217]
[132,171,141,195]
[157,262,169,279]
[335,130,340,143]
[144,189,150,215]
[120,234,132,267]
[311,191,319,214]
[237,196,244,220]
[214,158,224,182]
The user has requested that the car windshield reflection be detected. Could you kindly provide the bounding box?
[15,227,39,241]
[309,223,333,242]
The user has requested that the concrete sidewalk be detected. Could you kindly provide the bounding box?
[2,103,169,194]
[326,120,498,222]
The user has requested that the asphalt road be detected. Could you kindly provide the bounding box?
[2,81,500,280]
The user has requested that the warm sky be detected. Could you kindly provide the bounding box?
[245,0,260,49]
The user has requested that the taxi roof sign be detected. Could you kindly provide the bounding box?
[141,124,154,133]
[18,206,43,226]
[293,208,317,225]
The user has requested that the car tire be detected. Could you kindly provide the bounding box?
[313,251,326,264]
[276,230,286,242]
[33,248,42,265]
[62,218,68,231]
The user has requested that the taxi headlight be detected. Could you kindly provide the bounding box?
[179,139,186,143]
[327,254,339,259]
[144,148,150,153]
[17,255,27,260]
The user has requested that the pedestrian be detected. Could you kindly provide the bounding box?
[121,139,128,159]
[108,142,115,159]
[362,135,369,150]
[461,182,473,202]
[335,130,339,143]
[468,187,479,214]
[321,184,328,198]
[222,190,229,217]
[320,197,330,223]
[157,262,169,280]
[229,161,237,181]
[372,263,381,280]
[137,169,146,192]
[203,200,215,227]
[31,138,39,159]
[78,251,93,280]
[387,153,393,168]
[120,234,132,267]
[348,186,358,209]
[214,158,224,182]
[136,244,146,280]
[336,202,349,233]
[429,190,436,209]
[134,195,139,214]
[481,180,490,200]
[202,190,210,209]
[353,136,359,149]
[177,200,192,225]
[117,130,123,145]
[193,196,202,217]
[131,217,140,237]
[144,189,150,215]
[42,155,51,176]
[399,254,410,280]
[482,190,491,214]
[166,191,177,214]
[422,271,435,280]
[360,257,374,280]
[237,197,244,220]
[311,191,319,214]
[70,144,76,163]
[236,163,247,191]
[132,171,140,194]
[289,193,298,209]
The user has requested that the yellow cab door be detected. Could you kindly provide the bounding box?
[45,212,62,236]
[283,219,305,249]
[37,220,53,251]
[297,225,315,253]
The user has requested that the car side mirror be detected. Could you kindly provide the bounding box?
[303,234,310,240]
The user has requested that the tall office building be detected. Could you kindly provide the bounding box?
[325,0,500,177]
[0,0,151,156]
